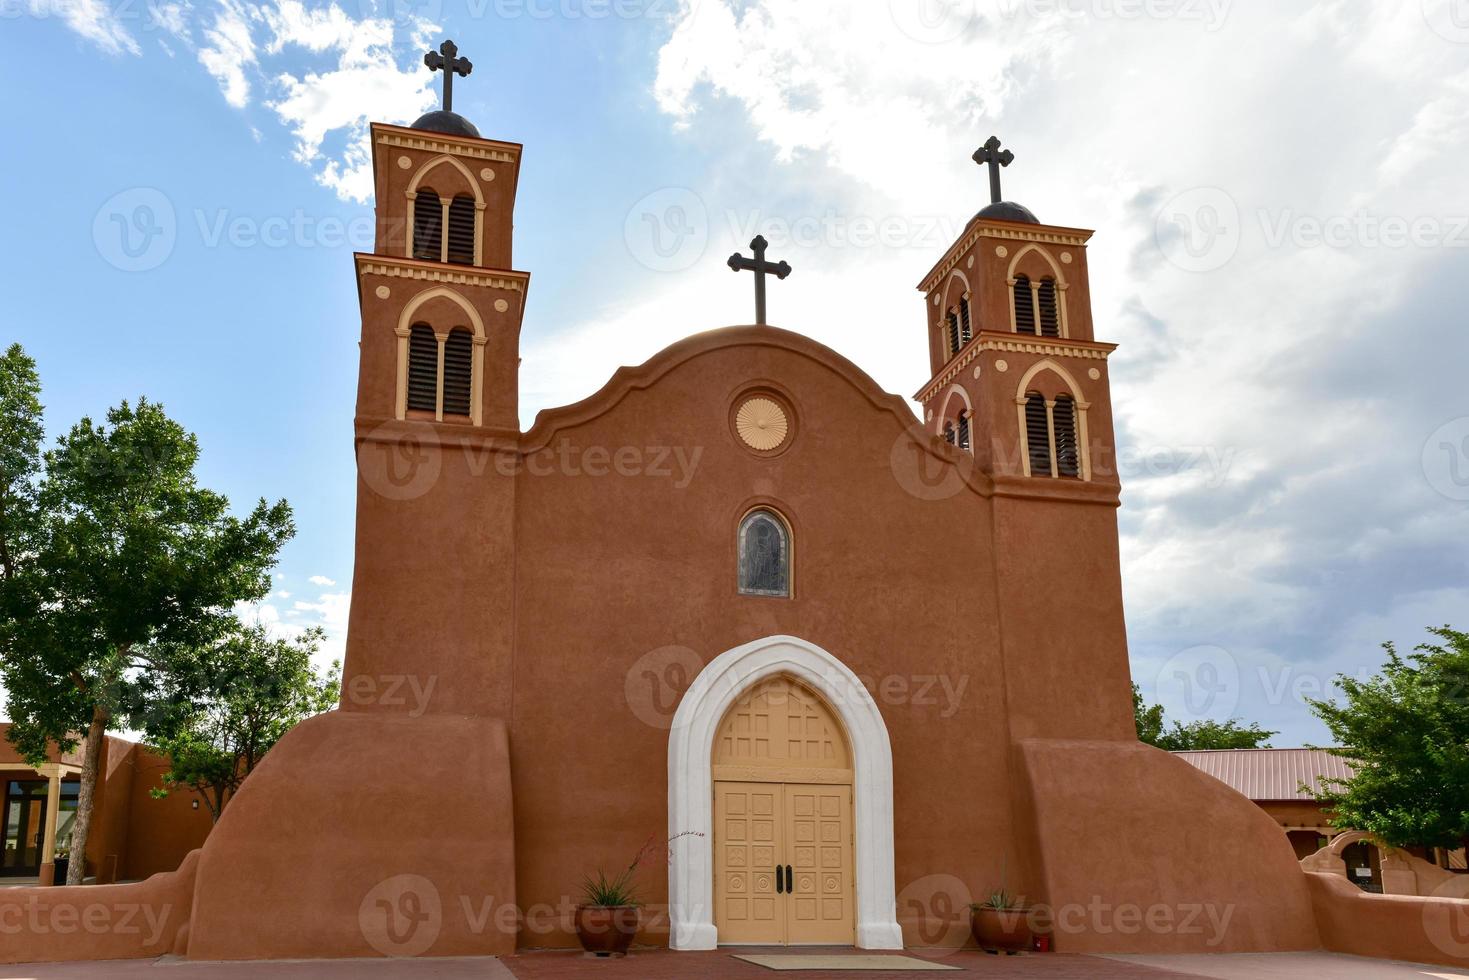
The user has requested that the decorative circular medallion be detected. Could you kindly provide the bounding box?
[397,155,412,170]
[995,359,1008,372]
[972,365,981,379]
[735,397,789,452]
[480,167,496,182]
[931,293,940,306]
[995,245,1008,258]
[1061,251,1073,264]
[1088,367,1101,380]
[966,255,975,269]
[374,285,391,300]
[493,298,509,313]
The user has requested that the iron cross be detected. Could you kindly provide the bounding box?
[424,40,473,113]
[972,136,1015,205]
[727,235,792,326]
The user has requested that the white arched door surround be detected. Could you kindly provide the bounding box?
[667,634,903,950]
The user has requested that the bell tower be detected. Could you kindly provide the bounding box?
[914,136,1118,489]
[345,41,528,719]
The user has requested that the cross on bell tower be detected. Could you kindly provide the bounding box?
[424,39,473,112]
[972,136,1014,205]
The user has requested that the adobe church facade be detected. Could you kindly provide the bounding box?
[11,52,1399,965]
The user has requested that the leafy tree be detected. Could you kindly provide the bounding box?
[1308,626,1469,852]
[0,344,43,582]
[0,396,293,883]
[1133,683,1275,750]
[132,619,340,820]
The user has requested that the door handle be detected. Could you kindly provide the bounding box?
[785,865,794,893]
[775,867,784,894]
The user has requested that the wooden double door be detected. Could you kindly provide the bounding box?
[710,674,856,945]
[714,781,854,945]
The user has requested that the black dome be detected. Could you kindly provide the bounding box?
[410,110,481,139]
[973,201,1039,224]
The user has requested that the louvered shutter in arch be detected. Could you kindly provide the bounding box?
[413,190,442,261]
[406,324,438,413]
[1013,276,1036,334]
[442,328,473,416]
[959,295,973,345]
[957,412,971,451]
[1038,278,1061,337]
[946,311,960,355]
[1053,394,1080,477]
[1024,392,1053,477]
[446,196,476,265]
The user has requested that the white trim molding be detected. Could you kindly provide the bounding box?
[667,634,903,951]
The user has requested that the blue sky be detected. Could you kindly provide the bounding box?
[4,0,1468,744]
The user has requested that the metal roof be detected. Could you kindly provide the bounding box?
[1173,747,1354,801]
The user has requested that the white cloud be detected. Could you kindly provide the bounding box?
[307,574,335,586]
[197,0,258,109]
[30,0,142,55]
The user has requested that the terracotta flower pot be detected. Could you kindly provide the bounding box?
[971,905,1034,953]
[574,904,641,957]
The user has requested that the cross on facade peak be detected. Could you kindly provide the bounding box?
[972,135,1015,205]
[424,39,473,113]
[727,235,792,326]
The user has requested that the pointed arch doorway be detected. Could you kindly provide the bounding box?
[713,675,855,944]
[667,635,903,951]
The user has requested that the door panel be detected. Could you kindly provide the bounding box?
[784,784,854,944]
[714,781,784,943]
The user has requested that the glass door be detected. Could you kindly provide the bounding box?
[2,781,48,876]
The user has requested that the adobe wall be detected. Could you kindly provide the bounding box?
[0,850,197,964]
[1308,871,1469,967]
[1017,738,1320,953]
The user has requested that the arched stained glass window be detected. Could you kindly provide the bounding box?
[738,509,791,598]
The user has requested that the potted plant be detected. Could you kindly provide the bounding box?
[574,861,643,957]
[970,887,1034,954]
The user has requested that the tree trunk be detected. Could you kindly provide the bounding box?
[65,705,108,885]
